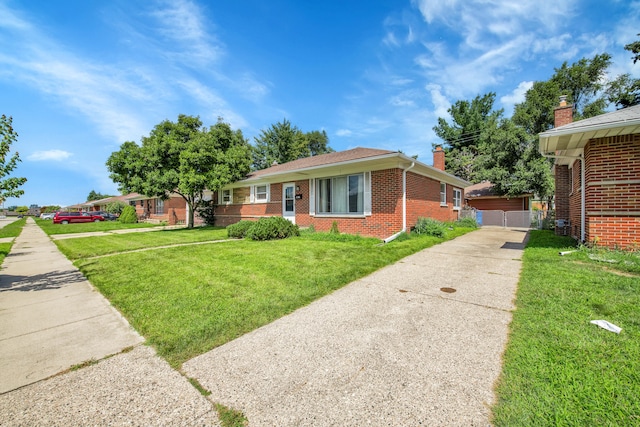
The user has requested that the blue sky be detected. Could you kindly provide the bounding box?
[1,0,638,208]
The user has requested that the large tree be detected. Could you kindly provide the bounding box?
[252,120,334,170]
[107,115,252,228]
[87,190,113,201]
[513,54,612,134]
[432,93,502,182]
[0,115,27,202]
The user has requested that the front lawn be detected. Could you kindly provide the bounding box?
[36,218,162,235]
[492,231,640,426]
[0,218,26,264]
[70,227,474,368]
[55,226,229,259]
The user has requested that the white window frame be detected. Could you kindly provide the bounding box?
[155,198,164,215]
[219,189,232,204]
[313,172,367,216]
[254,184,269,202]
[453,188,461,210]
[440,182,447,206]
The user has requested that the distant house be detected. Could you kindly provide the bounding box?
[539,99,640,249]
[125,192,210,226]
[213,146,469,240]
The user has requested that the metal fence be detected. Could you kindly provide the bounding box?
[460,209,554,229]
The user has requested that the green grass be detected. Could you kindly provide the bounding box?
[55,226,229,259]
[70,227,473,368]
[492,230,640,426]
[0,217,26,238]
[0,218,26,264]
[36,218,161,235]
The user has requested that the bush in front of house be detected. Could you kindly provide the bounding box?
[196,200,216,226]
[118,205,138,224]
[245,216,300,241]
[413,217,446,237]
[227,220,255,238]
[455,217,478,229]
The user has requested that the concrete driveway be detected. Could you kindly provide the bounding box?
[183,226,527,426]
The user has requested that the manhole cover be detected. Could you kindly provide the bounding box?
[440,287,456,293]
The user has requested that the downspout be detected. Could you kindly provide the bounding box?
[383,161,415,243]
[542,153,585,243]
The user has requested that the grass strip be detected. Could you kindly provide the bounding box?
[73,227,472,368]
[54,226,229,259]
[0,217,26,238]
[36,218,161,235]
[492,230,640,426]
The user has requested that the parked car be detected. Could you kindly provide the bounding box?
[53,211,105,224]
[92,211,118,221]
[40,212,55,220]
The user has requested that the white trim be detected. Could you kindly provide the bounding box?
[253,184,270,203]
[453,188,462,211]
[440,182,447,206]
[309,179,315,215]
[282,182,295,223]
[219,188,233,204]
[364,171,372,216]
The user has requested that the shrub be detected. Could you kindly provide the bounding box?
[413,217,446,237]
[245,216,300,241]
[329,221,340,234]
[105,200,128,215]
[455,217,478,229]
[227,220,255,239]
[118,205,138,223]
[196,200,216,226]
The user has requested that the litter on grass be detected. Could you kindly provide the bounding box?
[590,320,622,334]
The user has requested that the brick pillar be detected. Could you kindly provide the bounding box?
[554,95,573,127]
[554,165,570,235]
[433,145,445,171]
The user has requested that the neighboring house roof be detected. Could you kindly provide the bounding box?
[236,147,470,188]
[86,194,131,206]
[539,104,640,156]
[464,181,532,199]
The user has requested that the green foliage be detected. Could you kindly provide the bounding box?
[40,205,61,213]
[0,114,27,200]
[107,115,252,228]
[214,404,248,427]
[87,190,113,201]
[226,220,254,238]
[15,205,28,214]
[245,216,300,241]
[252,119,334,170]
[455,217,478,229]
[196,200,216,226]
[118,205,137,223]
[329,221,340,234]
[413,217,446,237]
[625,34,640,64]
[105,200,127,214]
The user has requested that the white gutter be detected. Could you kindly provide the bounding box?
[383,161,415,243]
[542,153,585,243]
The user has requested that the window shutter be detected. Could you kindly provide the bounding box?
[309,179,315,215]
[364,171,372,216]
[250,186,255,203]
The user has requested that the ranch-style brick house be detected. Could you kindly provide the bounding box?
[539,99,640,250]
[213,146,470,240]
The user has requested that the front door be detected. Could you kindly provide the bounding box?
[283,183,295,224]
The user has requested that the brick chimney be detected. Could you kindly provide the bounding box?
[433,145,445,171]
[554,95,573,127]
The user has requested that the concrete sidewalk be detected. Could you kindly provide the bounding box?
[0,218,218,425]
[0,221,526,426]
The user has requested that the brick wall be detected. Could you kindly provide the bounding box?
[583,134,640,249]
[467,197,527,211]
[554,165,571,235]
[568,160,582,240]
[215,168,461,239]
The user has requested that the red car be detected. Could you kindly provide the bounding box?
[53,211,105,224]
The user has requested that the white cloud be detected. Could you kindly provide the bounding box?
[27,149,73,162]
[500,81,533,109]
[335,129,353,137]
[426,84,450,119]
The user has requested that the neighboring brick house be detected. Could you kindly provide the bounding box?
[213,147,469,240]
[126,192,207,226]
[539,100,640,249]
[464,181,532,211]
